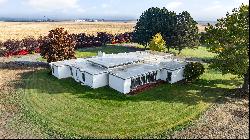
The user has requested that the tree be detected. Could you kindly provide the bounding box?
[133,7,177,51]
[40,28,76,63]
[184,62,205,82]
[173,11,199,54]
[149,33,166,52]
[204,4,249,93]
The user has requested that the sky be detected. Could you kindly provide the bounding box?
[0,0,248,21]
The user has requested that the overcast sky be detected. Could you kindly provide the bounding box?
[0,0,248,21]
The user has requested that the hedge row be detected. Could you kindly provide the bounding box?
[0,31,133,57]
[0,37,42,57]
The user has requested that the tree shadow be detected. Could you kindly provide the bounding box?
[0,61,49,70]
[17,69,243,106]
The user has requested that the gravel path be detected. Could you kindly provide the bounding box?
[170,95,249,139]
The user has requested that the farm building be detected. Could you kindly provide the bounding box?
[50,51,187,94]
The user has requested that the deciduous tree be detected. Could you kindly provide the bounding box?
[204,4,249,93]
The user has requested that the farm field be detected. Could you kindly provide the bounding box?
[0,22,135,41]
[0,22,206,42]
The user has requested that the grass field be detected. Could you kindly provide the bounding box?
[15,46,242,138]
[0,22,206,42]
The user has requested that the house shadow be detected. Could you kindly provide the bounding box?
[16,69,243,106]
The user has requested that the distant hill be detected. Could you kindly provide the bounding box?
[197,21,217,26]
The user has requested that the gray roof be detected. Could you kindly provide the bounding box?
[72,62,108,75]
[110,63,162,79]
[87,57,143,68]
[160,60,187,71]
[110,60,187,79]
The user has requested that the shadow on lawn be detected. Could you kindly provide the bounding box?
[0,61,49,70]
[17,69,243,106]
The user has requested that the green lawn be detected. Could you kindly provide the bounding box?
[20,68,241,139]
[169,46,217,60]
[17,45,242,138]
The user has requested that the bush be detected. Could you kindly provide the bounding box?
[40,28,76,63]
[97,32,113,45]
[184,62,205,82]
[149,33,166,52]
[112,32,133,44]
[75,33,102,48]
[21,37,41,53]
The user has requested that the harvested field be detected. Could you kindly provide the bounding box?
[0,22,135,41]
[0,22,206,42]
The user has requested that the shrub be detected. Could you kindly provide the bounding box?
[3,39,22,52]
[184,62,205,82]
[75,33,103,48]
[40,28,76,63]
[112,32,133,44]
[97,32,113,45]
[149,33,166,52]
[21,37,40,53]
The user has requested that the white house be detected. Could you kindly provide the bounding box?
[50,51,187,94]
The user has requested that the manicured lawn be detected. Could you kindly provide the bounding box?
[20,70,241,138]
[169,46,217,60]
[20,45,241,138]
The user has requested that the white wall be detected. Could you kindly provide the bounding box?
[72,67,80,82]
[52,65,71,79]
[170,68,185,83]
[156,70,162,80]
[84,73,93,88]
[159,69,168,81]
[123,79,131,94]
[109,75,130,94]
[92,73,109,89]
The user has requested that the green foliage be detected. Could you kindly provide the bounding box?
[40,28,76,63]
[184,62,205,82]
[133,7,177,50]
[204,4,249,77]
[149,33,166,52]
[173,11,199,53]
[133,7,199,53]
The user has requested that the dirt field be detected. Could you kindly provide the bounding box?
[0,22,206,42]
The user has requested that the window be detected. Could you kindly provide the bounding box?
[70,67,73,76]
[82,73,85,82]
[167,72,172,83]
[52,66,54,73]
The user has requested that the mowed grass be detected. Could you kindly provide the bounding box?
[21,67,242,138]
[169,46,217,60]
[19,46,242,138]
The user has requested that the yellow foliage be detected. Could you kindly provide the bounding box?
[149,33,166,52]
